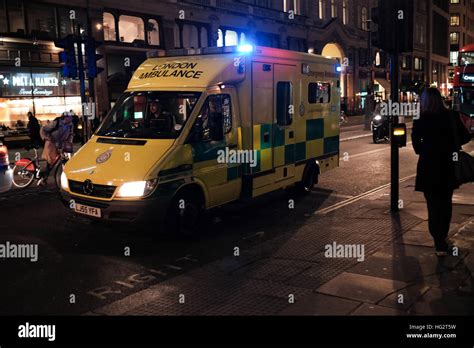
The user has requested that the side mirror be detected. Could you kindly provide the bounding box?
[210,112,224,141]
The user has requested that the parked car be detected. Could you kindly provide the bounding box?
[0,143,13,193]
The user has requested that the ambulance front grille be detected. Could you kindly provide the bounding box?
[69,180,116,199]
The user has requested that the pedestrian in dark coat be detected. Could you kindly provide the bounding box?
[27,112,42,147]
[412,88,471,256]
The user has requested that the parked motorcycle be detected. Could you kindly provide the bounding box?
[371,113,390,143]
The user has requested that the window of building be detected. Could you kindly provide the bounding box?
[319,0,325,19]
[450,51,459,65]
[225,30,238,46]
[308,82,331,104]
[414,57,424,70]
[402,55,408,69]
[103,12,116,41]
[375,52,381,66]
[276,82,293,126]
[26,2,57,38]
[451,14,460,26]
[331,0,337,18]
[147,19,160,46]
[284,0,300,15]
[201,27,209,47]
[450,32,460,44]
[6,0,25,33]
[450,0,460,3]
[182,24,198,48]
[0,0,7,32]
[361,7,368,30]
[343,0,348,25]
[118,15,145,43]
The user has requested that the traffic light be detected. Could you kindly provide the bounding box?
[372,0,414,53]
[55,35,78,79]
[85,37,104,79]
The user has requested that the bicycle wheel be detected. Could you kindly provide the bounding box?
[12,162,36,188]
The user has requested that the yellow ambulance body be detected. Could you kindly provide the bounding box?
[60,45,340,231]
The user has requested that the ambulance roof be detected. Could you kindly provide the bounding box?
[127,45,339,90]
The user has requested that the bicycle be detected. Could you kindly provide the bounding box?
[12,144,71,190]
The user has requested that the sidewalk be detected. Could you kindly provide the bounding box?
[87,180,474,316]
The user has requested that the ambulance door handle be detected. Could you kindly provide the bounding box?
[263,132,270,143]
[289,131,294,139]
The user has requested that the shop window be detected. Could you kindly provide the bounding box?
[308,82,331,104]
[6,0,25,34]
[147,19,160,46]
[276,82,293,126]
[26,3,57,38]
[103,12,116,41]
[118,15,144,43]
[200,27,208,47]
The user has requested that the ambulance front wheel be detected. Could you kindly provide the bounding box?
[164,187,204,237]
[298,163,319,193]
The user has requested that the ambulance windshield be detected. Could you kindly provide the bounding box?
[96,91,201,139]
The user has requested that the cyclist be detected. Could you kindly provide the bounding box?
[38,112,74,185]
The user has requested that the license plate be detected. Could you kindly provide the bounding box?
[74,203,102,218]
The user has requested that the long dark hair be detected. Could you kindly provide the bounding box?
[420,87,447,114]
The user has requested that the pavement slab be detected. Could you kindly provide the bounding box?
[408,287,474,315]
[278,293,361,316]
[315,272,408,304]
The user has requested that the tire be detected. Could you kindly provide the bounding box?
[297,164,318,194]
[54,162,64,190]
[165,189,204,238]
[372,131,378,144]
[12,162,36,188]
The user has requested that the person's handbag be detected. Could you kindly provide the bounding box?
[450,112,474,185]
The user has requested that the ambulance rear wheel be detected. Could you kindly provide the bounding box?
[165,189,204,238]
[297,164,318,193]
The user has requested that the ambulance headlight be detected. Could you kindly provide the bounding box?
[60,172,69,190]
[374,115,382,122]
[116,180,157,198]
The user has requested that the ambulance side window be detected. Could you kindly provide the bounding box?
[308,82,331,104]
[276,82,293,126]
[194,94,232,142]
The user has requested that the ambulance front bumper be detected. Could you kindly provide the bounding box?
[60,190,170,223]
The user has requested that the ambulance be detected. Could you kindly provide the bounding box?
[60,45,341,235]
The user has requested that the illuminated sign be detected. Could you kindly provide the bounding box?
[460,74,474,83]
[0,70,79,97]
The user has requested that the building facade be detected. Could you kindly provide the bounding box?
[0,0,450,127]
[448,0,474,89]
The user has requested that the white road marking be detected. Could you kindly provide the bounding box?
[339,142,413,161]
[314,174,417,215]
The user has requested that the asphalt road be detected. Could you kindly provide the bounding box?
[0,129,472,315]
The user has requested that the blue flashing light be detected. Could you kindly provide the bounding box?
[336,66,342,73]
[237,44,254,53]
